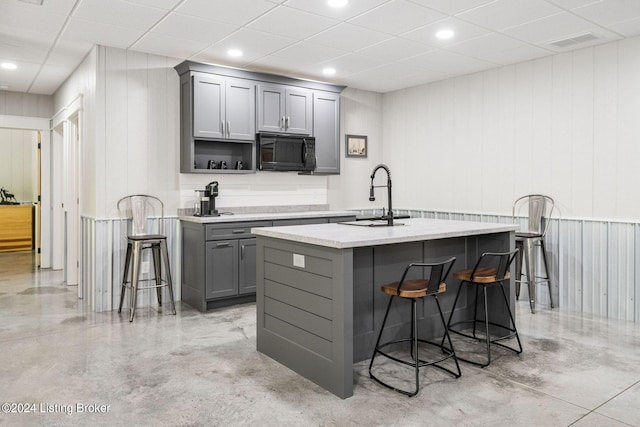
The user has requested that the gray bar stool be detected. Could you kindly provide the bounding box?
[512,194,554,313]
[117,195,176,322]
[445,251,522,367]
[368,257,461,397]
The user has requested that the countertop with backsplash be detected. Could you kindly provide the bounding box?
[178,204,356,224]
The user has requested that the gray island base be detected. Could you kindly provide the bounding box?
[253,218,519,399]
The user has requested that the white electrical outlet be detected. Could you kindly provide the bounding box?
[293,253,305,268]
[141,261,150,274]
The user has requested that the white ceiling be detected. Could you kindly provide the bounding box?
[1,0,640,95]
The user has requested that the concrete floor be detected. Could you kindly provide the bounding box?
[1,251,639,427]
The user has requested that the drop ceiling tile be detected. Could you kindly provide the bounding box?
[0,4,68,37]
[349,0,447,35]
[608,16,640,37]
[341,63,451,92]
[27,63,76,95]
[306,23,392,52]
[573,0,640,26]
[176,0,277,26]
[447,32,532,58]
[63,18,147,49]
[247,6,339,39]
[150,13,237,44]
[545,0,603,9]
[270,41,347,65]
[7,0,77,18]
[407,0,497,16]
[357,37,436,62]
[133,33,211,59]
[399,49,497,75]
[479,43,553,65]
[503,12,599,44]
[0,35,48,63]
[306,53,388,77]
[401,17,491,47]
[124,0,183,9]
[284,0,388,20]
[195,28,298,64]
[46,39,94,67]
[73,0,167,30]
[457,0,564,30]
[0,61,38,92]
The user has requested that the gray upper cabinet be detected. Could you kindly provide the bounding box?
[313,91,341,174]
[257,83,312,135]
[193,72,255,141]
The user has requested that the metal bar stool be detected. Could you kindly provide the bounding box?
[369,257,461,397]
[444,251,522,367]
[117,195,176,322]
[512,194,555,313]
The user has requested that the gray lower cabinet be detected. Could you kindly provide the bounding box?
[182,216,355,312]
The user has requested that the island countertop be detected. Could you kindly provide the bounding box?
[252,217,519,249]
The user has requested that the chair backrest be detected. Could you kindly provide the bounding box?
[117,195,164,238]
[470,250,518,282]
[399,257,456,295]
[512,194,554,236]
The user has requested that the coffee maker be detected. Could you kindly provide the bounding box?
[195,181,220,216]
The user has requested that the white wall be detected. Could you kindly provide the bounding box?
[328,88,383,210]
[0,128,37,202]
[379,36,640,222]
[0,91,53,118]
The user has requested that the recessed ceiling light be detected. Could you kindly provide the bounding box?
[323,67,336,76]
[328,0,348,8]
[227,49,243,58]
[1,62,17,70]
[435,29,454,40]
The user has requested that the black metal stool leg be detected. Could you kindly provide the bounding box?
[435,297,461,378]
[515,240,524,300]
[412,299,419,395]
[369,295,395,373]
[482,285,491,366]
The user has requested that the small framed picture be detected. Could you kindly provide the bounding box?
[346,134,367,157]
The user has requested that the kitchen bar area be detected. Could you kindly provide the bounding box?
[253,218,518,398]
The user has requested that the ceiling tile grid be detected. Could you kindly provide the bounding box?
[1,0,640,95]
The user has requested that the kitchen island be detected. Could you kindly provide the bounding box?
[253,217,519,399]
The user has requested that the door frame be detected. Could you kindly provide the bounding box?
[0,115,51,267]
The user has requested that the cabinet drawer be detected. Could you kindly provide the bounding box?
[205,221,272,240]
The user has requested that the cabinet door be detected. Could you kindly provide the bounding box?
[285,87,312,135]
[193,73,225,139]
[313,91,340,174]
[226,79,256,141]
[257,83,285,133]
[238,238,257,295]
[205,240,238,299]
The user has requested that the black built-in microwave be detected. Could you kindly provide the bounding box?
[257,133,316,172]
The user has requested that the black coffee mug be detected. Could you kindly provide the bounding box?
[235,161,243,170]
[220,161,227,169]
[208,160,217,169]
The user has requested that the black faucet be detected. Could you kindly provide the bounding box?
[369,164,393,226]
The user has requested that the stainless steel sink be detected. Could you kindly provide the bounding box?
[338,220,405,227]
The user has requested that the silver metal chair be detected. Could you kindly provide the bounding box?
[117,195,176,322]
[369,257,460,397]
[512,194,554,313]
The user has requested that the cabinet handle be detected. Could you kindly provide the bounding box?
[281,116,285,129]
[226,121,230,137]
[232,229,246,234]
[216,242,230,247]
[220,121,224,136]
[241,245,245,259]
[286,116,290,129]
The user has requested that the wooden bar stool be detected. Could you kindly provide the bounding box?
[444,251,521,367]
[368,257,461,397]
